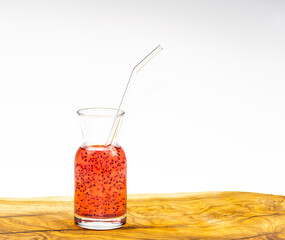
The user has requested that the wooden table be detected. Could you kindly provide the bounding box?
[1,192,285,239]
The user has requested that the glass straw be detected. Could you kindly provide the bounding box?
[106,45,163,145]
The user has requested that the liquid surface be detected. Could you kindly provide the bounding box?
[74,145,127,218]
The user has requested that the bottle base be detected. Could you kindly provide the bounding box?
[74,213,126,230]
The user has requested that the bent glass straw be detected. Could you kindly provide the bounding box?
[106,45,163,145]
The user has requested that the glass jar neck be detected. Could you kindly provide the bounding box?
[77,108,125,147]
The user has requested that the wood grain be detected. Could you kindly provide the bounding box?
[1,192,285,239]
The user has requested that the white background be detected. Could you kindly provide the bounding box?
[0,0,285,197]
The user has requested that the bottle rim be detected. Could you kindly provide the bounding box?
[77,107,125,118]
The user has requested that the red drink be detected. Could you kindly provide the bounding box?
[74,145,127,218]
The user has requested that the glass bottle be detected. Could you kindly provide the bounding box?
[74,107,127,230]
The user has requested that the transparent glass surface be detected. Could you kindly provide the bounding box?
[74,108,127,230]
